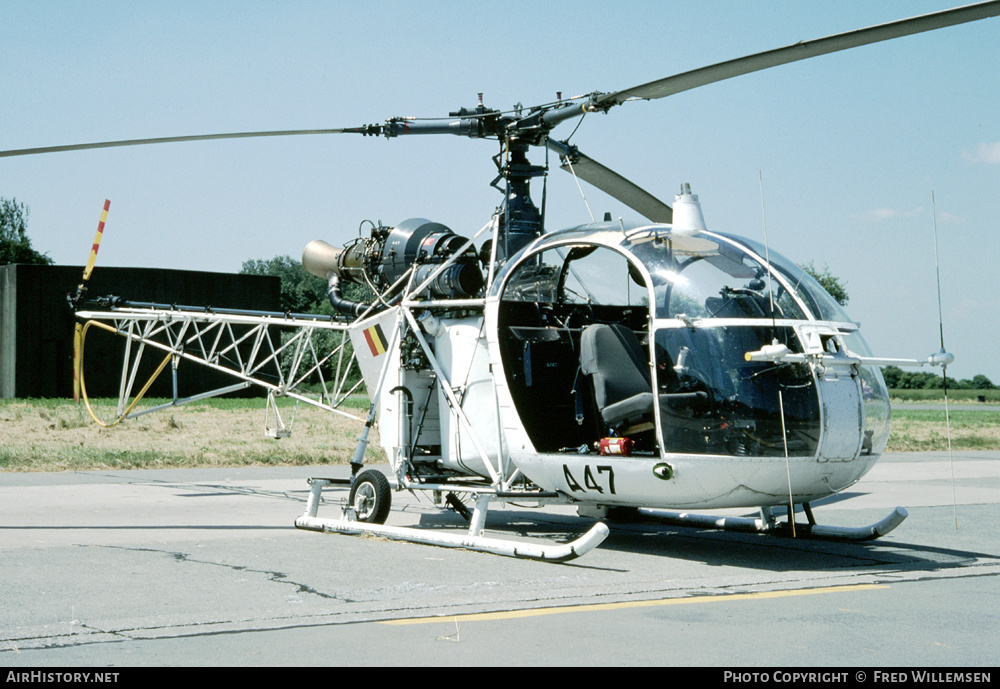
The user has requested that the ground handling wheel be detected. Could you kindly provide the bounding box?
[348,469,392,524]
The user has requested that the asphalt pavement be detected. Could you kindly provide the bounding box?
[2,450,998,666]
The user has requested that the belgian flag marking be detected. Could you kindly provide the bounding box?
[364,323,388,357]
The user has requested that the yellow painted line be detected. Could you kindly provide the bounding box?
[380,583,887,625]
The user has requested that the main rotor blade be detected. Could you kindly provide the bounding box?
[547,140,673,223]
[596,0,1000,107]
[0,128,365,158]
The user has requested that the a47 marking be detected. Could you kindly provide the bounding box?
[563,464,616,495]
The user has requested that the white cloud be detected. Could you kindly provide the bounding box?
[855,206,964,225]
[856,206,924,222]
[963,141,1000,164]
[937,211,965,224]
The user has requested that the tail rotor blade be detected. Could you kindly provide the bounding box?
[83,199,110,282]
[73,199,110,404]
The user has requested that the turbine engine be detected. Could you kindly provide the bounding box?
[303,218,484,316]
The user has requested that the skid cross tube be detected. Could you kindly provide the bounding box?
[295,477,609,561]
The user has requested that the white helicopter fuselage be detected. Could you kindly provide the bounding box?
[366,218,892,512]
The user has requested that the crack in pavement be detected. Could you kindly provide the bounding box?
[92,543,355,603]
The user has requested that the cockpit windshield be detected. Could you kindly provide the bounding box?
[715,234,854,323]
[626,231,809,321]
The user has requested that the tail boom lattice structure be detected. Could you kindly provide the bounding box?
[74,304,363,429]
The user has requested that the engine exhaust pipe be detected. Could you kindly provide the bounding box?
[303,240,371,317]
[302,239,345,280]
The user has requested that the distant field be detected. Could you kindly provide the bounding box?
[885,389,999,451]
[1,392,995,472]
[889,388,1000,403]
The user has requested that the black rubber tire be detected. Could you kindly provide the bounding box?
[348,469,392,524]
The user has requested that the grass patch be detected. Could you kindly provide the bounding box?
[0,397,379,472]
[885,408,1000,452]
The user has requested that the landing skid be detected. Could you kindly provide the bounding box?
[636,504,908,542]
[294,477,610,562]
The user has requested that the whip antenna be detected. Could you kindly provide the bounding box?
[931,191,958,530]
[759,171,795,537]
[759,171,778,332]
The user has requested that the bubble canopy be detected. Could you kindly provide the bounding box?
[494,223,854,322]
[493,222,889,459]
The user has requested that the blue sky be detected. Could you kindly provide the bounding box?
[3,1,999,383]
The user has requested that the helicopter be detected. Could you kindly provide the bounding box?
[4,1,996,561]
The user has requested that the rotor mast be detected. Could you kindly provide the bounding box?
[360,93,552,268]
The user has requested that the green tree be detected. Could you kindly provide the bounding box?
[1,198,53,265]
[802,261,848,306]
[970,374,996,390]
[240,255,327,314]
[241,254,370,316]
[881,365,903,388]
